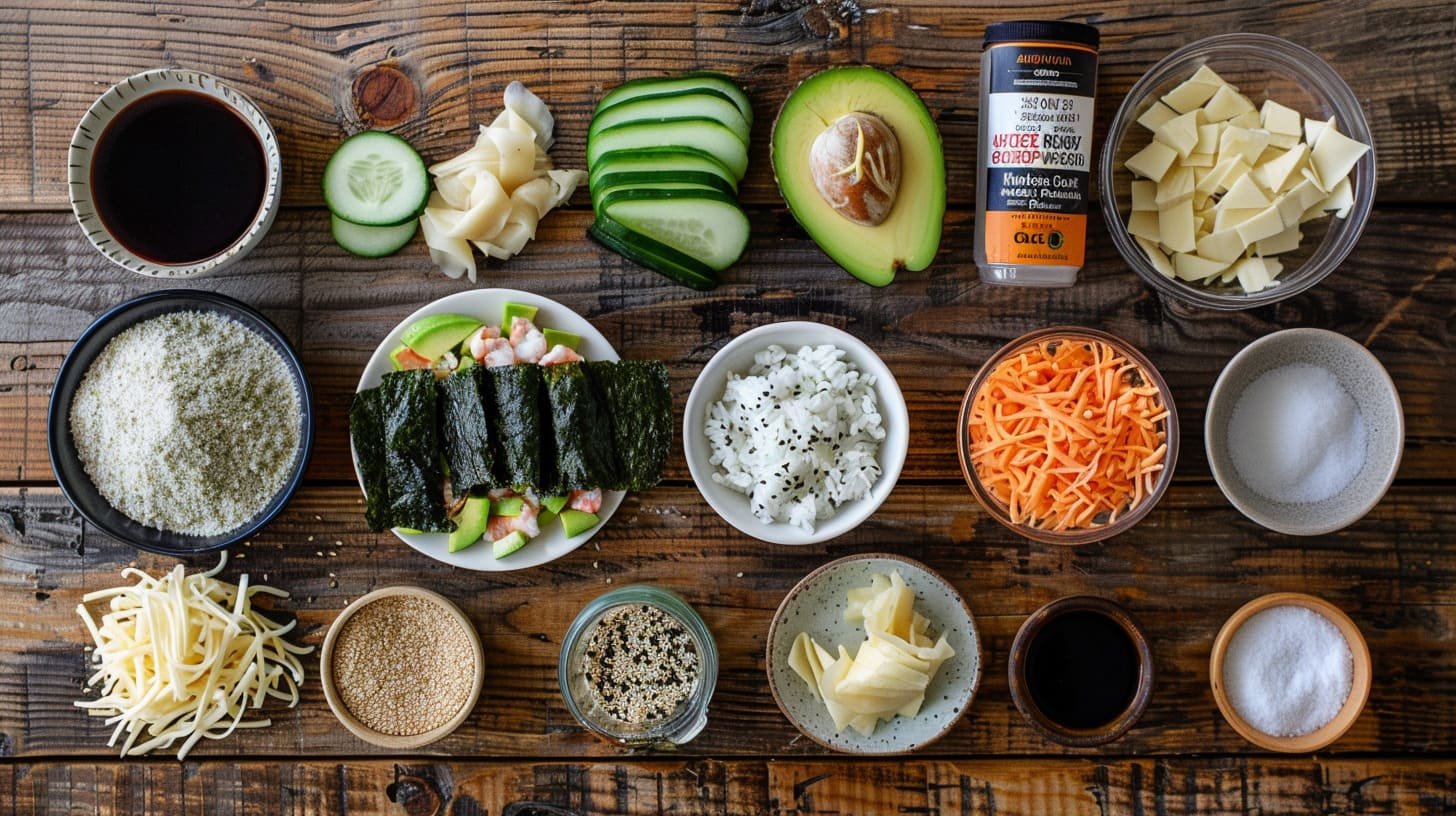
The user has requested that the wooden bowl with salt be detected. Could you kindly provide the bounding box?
[1209,592,1372,753]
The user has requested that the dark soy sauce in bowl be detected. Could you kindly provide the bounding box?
[90,90,267,265]
[1025,609,1140,729]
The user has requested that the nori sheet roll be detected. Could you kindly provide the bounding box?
[543,362,621,492]
[439,368,500,494]
[380,370,453,533]
[486,363,545,489]
[348,386,392,532]
[587,360,672,491]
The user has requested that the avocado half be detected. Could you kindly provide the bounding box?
[771,66,946,286]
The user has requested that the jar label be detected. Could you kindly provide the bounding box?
[982,42,1098,267]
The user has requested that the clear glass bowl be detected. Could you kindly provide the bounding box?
[559,585,718,748]
[1099,34,1376,310]
[956,327,1180,546]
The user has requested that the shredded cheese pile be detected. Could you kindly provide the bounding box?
[967,338,1169,531]
[420,81,586,282]
[75,553,312,759]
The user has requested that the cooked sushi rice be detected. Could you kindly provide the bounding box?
[706,344,883,532]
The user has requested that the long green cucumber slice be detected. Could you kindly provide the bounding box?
[598,188,749,271]
[589,214,720,291]
[590,170,736,212]
[596,73,752,126]
[586,118,748,181]
[590,91,750,146]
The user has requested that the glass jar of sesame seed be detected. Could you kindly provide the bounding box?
[559,585,718,748]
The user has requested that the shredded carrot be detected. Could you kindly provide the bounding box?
[968,338,1169,532]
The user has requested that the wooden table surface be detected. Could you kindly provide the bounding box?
[3,1,1455,814]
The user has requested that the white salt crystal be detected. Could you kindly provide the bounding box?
[1223,605,1352,737]
[1227,364,1366,504]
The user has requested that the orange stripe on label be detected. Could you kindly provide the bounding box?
[983,211,1086,267]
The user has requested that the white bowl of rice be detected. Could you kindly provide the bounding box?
[684,321,908,545]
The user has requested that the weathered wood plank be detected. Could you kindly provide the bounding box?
[3,208,1453,485]
[2,483,1454,758]
[4,0,1455,210]
[5,757,1456,815]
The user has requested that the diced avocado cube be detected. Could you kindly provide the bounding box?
[493,497,525,517]
[541,495,569,514]
[492,530,531,559]
[559,509,600,537]
[542,328,582,350]
[401,314,482,360]
[502,302,539,329]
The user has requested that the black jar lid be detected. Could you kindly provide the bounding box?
[984,20,1100,50]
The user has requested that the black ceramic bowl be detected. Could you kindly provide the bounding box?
[47,289,314,555]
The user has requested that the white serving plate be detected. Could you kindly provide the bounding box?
[354,288,624,571]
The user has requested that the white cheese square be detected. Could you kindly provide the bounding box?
[1174,252,1231,282]
[1155,167,1196,206]
[1234,203,1286,245]
[1215,206,1264,232]
[1203,84,1257,121]
[1159,199,1197,253]
[1257,223,1302,255]
[1233,256,1274,293]
[1304,115,1336,146]
[1125,141,1179,181]
[1260,99,1303,136]
[1311,125,1370,191]
[1164,80,1220,113]
[1155,110,1203,158]
[1196,228,1248,263]
[1218,126,1269,167]
[1135,236,1175,278]
[1131,180,1158,211]
[1136,101,1179,132]
[1252,143,1309,193]
[1219,174,1273,210]
[1127,211,1162,241]
[1229,110,1263,129]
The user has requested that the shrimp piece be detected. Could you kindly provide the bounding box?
[509,316,548,363]
[539,344,584,367]
[469,325,506,363]
[567,488,602,514]
[487,500,540,540]
[479,338,515,368]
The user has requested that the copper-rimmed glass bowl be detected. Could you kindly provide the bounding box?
[1100,33,1375,310]
[956,326,1179,546]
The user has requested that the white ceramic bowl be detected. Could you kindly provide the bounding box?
[353,289,624,571]
[1205,328,1403,535]
[69,68,282,277]
[765,553,981,754]
[683,321,909,545]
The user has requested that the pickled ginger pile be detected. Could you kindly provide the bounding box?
[788,570,955,737]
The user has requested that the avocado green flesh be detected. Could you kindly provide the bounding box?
[771,66,946,286]
[502,302,538,329]
[448,496,491,552]
[541,329,581,350]
[402,314,481,360]
[559,509,600,537]
[492,530,531,559]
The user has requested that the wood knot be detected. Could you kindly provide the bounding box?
[353,64,417,127]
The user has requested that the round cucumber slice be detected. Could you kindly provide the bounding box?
[330,214,418,258]
[322,131,430,226]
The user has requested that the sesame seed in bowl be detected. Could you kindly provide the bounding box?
[320,586,484,749]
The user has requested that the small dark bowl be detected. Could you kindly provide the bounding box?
[47,289,313,555]
[1008,596,1154,747]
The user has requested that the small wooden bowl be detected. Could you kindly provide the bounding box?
[1209,592,1371,752]
[1008,596,1154,747]
[320,586,484,750]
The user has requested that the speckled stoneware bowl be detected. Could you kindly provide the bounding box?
[1205,328,1403,535]
[766,553,981,754]
[69,68,281,277]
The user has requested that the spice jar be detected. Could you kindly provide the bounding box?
[558,585,718,748]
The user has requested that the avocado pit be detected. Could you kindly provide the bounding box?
[809,112,901,227]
